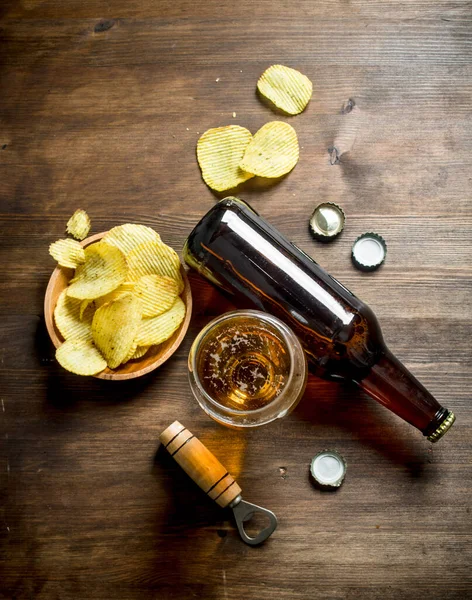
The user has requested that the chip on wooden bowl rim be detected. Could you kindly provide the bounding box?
[44,232,192,380]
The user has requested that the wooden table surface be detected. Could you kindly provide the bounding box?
[1,1,471,599]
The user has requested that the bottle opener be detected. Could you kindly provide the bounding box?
[159,421,277,546]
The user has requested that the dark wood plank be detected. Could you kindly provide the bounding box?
[2,0,471,20]
[1,1,471,599]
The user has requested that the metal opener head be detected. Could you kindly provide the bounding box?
[230,495,278,546]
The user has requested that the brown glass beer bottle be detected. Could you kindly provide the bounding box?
[183,197,455,442]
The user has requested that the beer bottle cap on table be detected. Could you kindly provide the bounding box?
[310,450,347,489]
[351,232,387,271]
[309,202,345,242]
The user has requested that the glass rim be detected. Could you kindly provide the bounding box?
[189,309,301,418]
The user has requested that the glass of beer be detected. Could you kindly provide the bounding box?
[188,310,307,428]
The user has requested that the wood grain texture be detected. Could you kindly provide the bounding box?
[1,1,471,599]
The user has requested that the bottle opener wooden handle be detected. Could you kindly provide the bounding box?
[159,421,277,545]
[159,420,242,508]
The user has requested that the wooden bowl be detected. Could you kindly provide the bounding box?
[44,232,192,380]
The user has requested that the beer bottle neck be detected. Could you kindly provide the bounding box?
[358,348,455,442]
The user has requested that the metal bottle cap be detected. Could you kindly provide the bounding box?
[427,411,456,443]
[309,202,345,242]
[351,232,387,271]
[310,449,347,489]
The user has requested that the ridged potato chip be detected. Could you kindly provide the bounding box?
[197,125,254,192]
[135,297,186,346]
[67,241,127,300]
[104,224,161,256]
[130,345,151,360]
[79,299,91,320]
[93,282,136,309]
[49,239,85,269]
[127,241,184,293]
[66,209,91,240]
[92,292,142,369]
[135,274,178,318]
[240,121,299,178]
[56,339,107,376]
[121,343,151,364]
[257,64,312,115]
[78,281,136,322]
[122,340,139,364]
[54,289,94,341]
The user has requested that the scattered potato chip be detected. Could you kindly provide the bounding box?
[135,297,186,346]
[49,239,85,269]
[91,292,142,369]
[56,339,107,376]
[104,224,161,256]
[130,345,151,360]
[240,121,299,178]
[127,241,184,293]
[135,274,178,318]
[197,125,254,192]
[257,64,312,115]
[54,289,94,341]
[67,241,127,300]
[66,209,91,241]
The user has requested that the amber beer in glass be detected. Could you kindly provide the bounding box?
[188,310,307,428]
[183,197,455,442]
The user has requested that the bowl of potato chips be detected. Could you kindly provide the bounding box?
[45,220,192,380]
